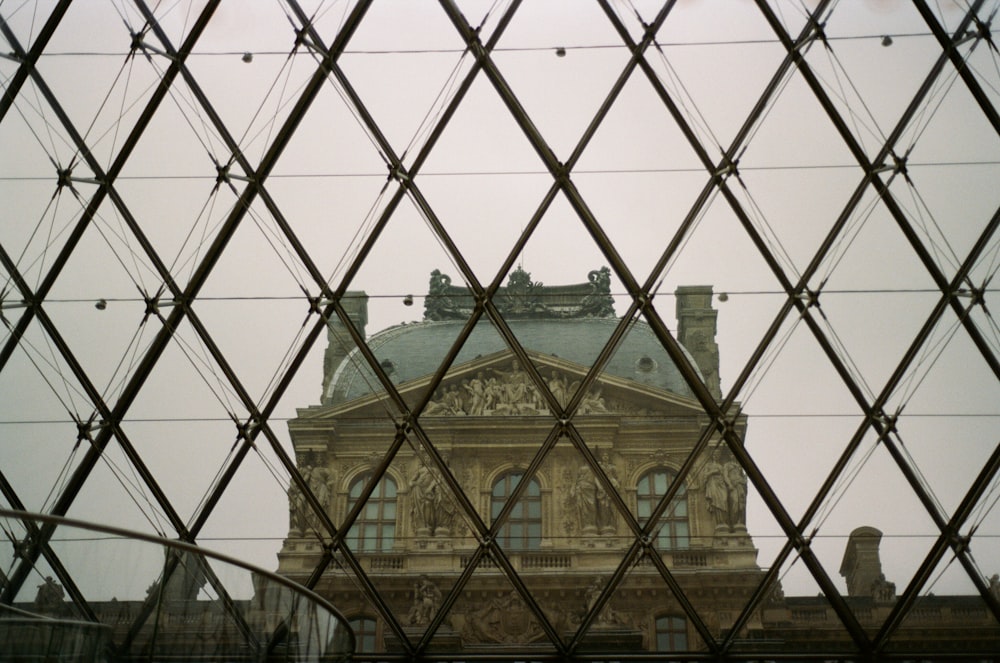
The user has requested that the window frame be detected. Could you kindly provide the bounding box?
[490,471,542,551]
[637,468,689,550]
[654,614,689,651]
[346,473,398,553]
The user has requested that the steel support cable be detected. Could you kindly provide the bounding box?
[874,442,1000,645]
[815,32,889,156]
[0,0,224,603]
[898,174,963,276]
[644,299,876,653]
[891,292,968,409]
[562,420,719,657]
[0,76,74,184]
[135,1,344,304]
[647,39,722,156]
[184,438,239,531]
[814,171,895,294]
[216,175,313,295]
[0,311,88,421]
[399,48,472,165]
[173,185,227,287]
[74,431,172,537]
[250,48,309,162]
[136,49,226,163]
[0,492,95,623]
[149,306,243,417]
[411,427,568,656]
[758,0,997,552]
[864,215,1000,644]
[892,429,948,521]
[901,41,979,157]
[63,188,157,298]
[732,173,802,283]
[649,185,722,290]
[72,45,144,175]
[966,471,1000,536]
[728,302,803,409]
[812,301,878,403]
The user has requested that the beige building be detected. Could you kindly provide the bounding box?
[277,268,764,655]
[276,268,1000,657]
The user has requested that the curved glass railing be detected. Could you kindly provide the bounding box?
[0,509,353,662]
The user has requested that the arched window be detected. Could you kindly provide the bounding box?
[349,616,378,653]
[637,469,688,550]
[346,474,397,552]
[655,614,688,651]
[491,472,541,550]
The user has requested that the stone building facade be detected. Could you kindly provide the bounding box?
[275,268,1000,657]
[277,268,762,654]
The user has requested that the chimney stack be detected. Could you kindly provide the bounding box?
[321,291,368,404]
[840,526,884,597]
[675,286,721,399]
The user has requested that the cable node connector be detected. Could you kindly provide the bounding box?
[387,163,410,183]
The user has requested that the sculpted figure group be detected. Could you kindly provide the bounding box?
[288,464,333,535]
[424,364,608,416]
[700,449,748,531]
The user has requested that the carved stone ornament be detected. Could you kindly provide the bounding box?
[564,452,620,536]
[695,447,748,531]
[406,575,443,626]
[409,461,456,537]
[288,463,334,535]
[424,365,612,417]
[461,590,545,644]
[424,266,615,321]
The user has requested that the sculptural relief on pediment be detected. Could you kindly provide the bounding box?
[422,364,654,417]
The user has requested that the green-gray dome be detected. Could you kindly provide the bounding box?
[324,317,702,405]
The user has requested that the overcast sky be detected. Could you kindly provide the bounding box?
[1,0,998,604]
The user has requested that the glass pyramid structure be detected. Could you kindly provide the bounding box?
[2,1,999,660]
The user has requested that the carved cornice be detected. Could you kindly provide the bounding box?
[424,266,615,321]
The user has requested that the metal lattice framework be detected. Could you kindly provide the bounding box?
[1,0,999,660]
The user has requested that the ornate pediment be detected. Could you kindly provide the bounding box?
[302,351,706,421]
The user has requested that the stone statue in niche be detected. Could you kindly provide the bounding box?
[571,465,600,535]
[406,575,442,626]
[409,460,454,537]
[702,451,730,529]
[597,451,620,534]
[568,452,619,536]
[288,464,332,534]
[725,458,748,529]
[698,448,749,532]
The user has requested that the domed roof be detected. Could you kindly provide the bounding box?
[325,317,702,405]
